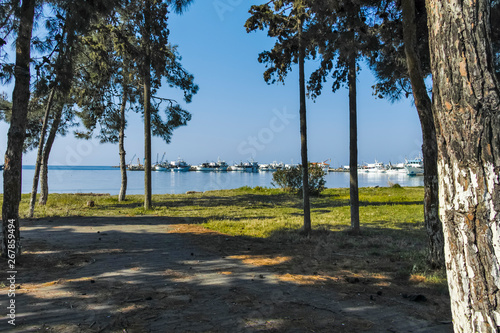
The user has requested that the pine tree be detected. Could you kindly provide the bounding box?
[246,0,312,234]
[305,0,379,234]
[1,0,36,257]
[75,0,197,207]
[366,0,443,266]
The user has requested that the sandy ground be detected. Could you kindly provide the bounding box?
[1,216,452,332]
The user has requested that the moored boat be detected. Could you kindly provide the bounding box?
[0,164,3,171]
[193,162,212,171]
[259,161,285,171]
[405,158,424,176]
[193,159,228,171]
[170,158,191,172]
[215,159,229,171]
[363,160,386,173]
[232,161,259,172]
[386,162,406,173]
[153,163,169,171]
[153,153,169,171]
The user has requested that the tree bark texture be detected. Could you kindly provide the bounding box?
[2,0,36,256]
[298,19,311,234]
[348,51,360,234]
[39,107,63,206]
[118,90,128,202]
[29,88,55,217]
[402,0,444,268]
[426,0,500,330]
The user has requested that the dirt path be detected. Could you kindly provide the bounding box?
[1,217,452,332]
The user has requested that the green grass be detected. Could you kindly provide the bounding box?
[0,186,446,287]
[1,186,426,240]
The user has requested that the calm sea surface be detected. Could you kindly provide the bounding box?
[0,166,424,195]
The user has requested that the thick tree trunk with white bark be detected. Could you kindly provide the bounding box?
[426,0,500,330]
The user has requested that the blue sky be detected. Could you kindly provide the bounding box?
[0,1,423,167]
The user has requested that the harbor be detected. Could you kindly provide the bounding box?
[123,156,424,176]
[1,164,424,196]
[0,165,423,195]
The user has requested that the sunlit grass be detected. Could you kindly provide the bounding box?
[0,185,446,288]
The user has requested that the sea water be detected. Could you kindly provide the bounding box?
[0,165,424,195]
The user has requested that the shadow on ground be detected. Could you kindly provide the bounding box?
[0,216,451,332]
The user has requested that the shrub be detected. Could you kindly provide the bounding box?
[388,181,403,189]
[272,164,326,196]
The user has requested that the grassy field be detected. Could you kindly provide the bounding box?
[0,186,447,287]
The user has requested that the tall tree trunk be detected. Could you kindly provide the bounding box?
[402,0,444,268]
[426,0,500,330]
[28,88,55,217]
[143,0,152,210]
[39,107,63,206]
[2,0,36,257]
[298,18,311,234]
[118,89,128,202]
[348,51,360,235]
[143,70,152,209]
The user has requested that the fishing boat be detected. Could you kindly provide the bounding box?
[153,153,169,171]
[232,161,259,172]
[153,162,169,171]
[386,162,406,173]
[193,159,229,172]
[193,162,212,171]
[259,163,271,171]
[405,158,424,176]
[0,164,3,171]
[363,160,386,173]
[170,158,191,172]
[259,161,285,171]
[214,159,229,171]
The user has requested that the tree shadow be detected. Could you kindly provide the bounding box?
[1,215,451,332]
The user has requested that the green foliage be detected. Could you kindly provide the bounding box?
[73,0,198,145]
[366,0,431,102]
[272,164,326,196]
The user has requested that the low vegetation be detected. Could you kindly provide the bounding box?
[271,164,326,196]
[0,186,447,288]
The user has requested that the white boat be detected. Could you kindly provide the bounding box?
[153,163,169,171]
[405,158,424,176]
[153,153,169,171]
[364,161,386,173]
[232,161,259,172]
[214,159,229,171]
[259,163,271,171]
[193,162,212,171]
[194,159,228,171]
[386,162,406,173]
[170,158,191,172]
[259,161,284,171]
